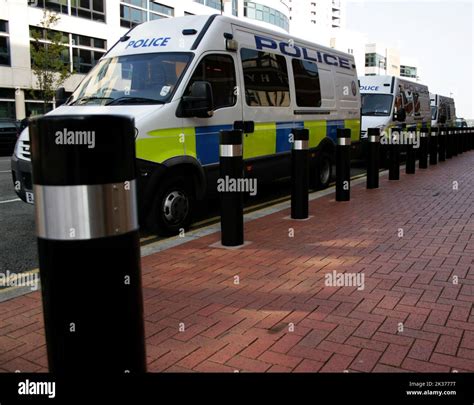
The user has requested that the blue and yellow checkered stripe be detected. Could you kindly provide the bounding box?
[137,119,361,165]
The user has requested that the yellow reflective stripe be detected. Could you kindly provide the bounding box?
[304,120,326,148]
[136,127,195,163]
[244,122,276,159]
[344,119,361,142]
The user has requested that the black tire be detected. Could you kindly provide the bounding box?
[147,175,195,236]
[313,151,332,190]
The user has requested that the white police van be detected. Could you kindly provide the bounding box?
[359,75,431,138]
[12,14,360,235]
[430,93,456,128]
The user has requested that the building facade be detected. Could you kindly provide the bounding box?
[288,0,344,44]
[364,43,400,77]
[0,0,290,120]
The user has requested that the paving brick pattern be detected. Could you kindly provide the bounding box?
[1,153,474,373]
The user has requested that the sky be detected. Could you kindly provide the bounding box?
[346,0,473,119]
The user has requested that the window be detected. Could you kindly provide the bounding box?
[71,0,106,21]
[365,53,385,69]
[185,54,236,110]
[149,2,174,16]
[120,1,173,28]
[32,0,106,22]
[69,53,192,105]
[292,59,321,107]
[244,2,289,31]
[30,26,106,74]
[241,48,290,107]
[0,20,10,66]
[194,0,222,11]
[33,0,68,15]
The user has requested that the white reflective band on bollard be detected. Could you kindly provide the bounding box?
[294,140,309,150]
[220,144,243,157]
[420,133,428,138]
[34,181,139,240]
[337,138,351,146]
[369,135,380,143]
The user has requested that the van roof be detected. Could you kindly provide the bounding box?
[106,14,355,61]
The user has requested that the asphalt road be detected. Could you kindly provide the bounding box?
[0,155,367,279]
[0,156,37,276]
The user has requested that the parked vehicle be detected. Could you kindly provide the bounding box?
[12,14,360,235]
[359,76,431,139]
[455,118,468,128]
[430,93,456,128]
[0,118,19,157]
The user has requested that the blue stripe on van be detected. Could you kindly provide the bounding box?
[276,121,304,153]
[195,124,233,165]
[326,120,345,142]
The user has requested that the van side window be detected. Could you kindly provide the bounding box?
[292,59,322,107]
[240,48,290,107]
[186,54,237,110]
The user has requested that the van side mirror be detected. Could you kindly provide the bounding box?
[55,87,67,107]
[178,81,214,118]
[394,107,406,122]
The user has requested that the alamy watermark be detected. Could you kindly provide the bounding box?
[0,270,39,291]
[55,128,96,149]
[324,270,365,291]
[380,130,420,149]
[18,379,55,399]
[217,175,257,196]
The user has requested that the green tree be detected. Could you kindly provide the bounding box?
[30,10,72,114]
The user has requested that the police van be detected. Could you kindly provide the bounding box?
[430,93,456,128]
[359,75,431,139]
[12,14,360,235]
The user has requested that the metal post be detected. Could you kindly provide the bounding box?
[419,127,429,168]
[446,127,453,159]
[438,127,446,162]
[453,129,459,157]
[336,128,351,201]
[291,128,309,219]
[219,129,244,247]
[429,127,438,165]
[389,128,400,180]
[366,128,380,189]
[30,114,146,374]
[406,129,416,174]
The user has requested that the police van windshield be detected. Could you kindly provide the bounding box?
[69,52,192,106]
[361,94,393,116]
[431,106,437,120]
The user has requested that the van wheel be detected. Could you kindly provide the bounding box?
[313,152,332,190]
[148,176,194,236]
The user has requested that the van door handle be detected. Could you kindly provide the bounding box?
[234,120,255,134]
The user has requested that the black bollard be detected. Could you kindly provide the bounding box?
[219,129,244,247]
[30,115,146,374]
[419,127,429,168]
[389,128,400,180]
[453,129,459,157]
[438,127,446,162]
[336,128,351,201]
[406,129,416,174]
[429,127,438,165]
[470,127,474,151]
[366,128,380,189]
[446,127,453,159]
[291,128,309,219]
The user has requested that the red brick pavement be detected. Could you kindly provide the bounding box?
[1,153,474,373]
